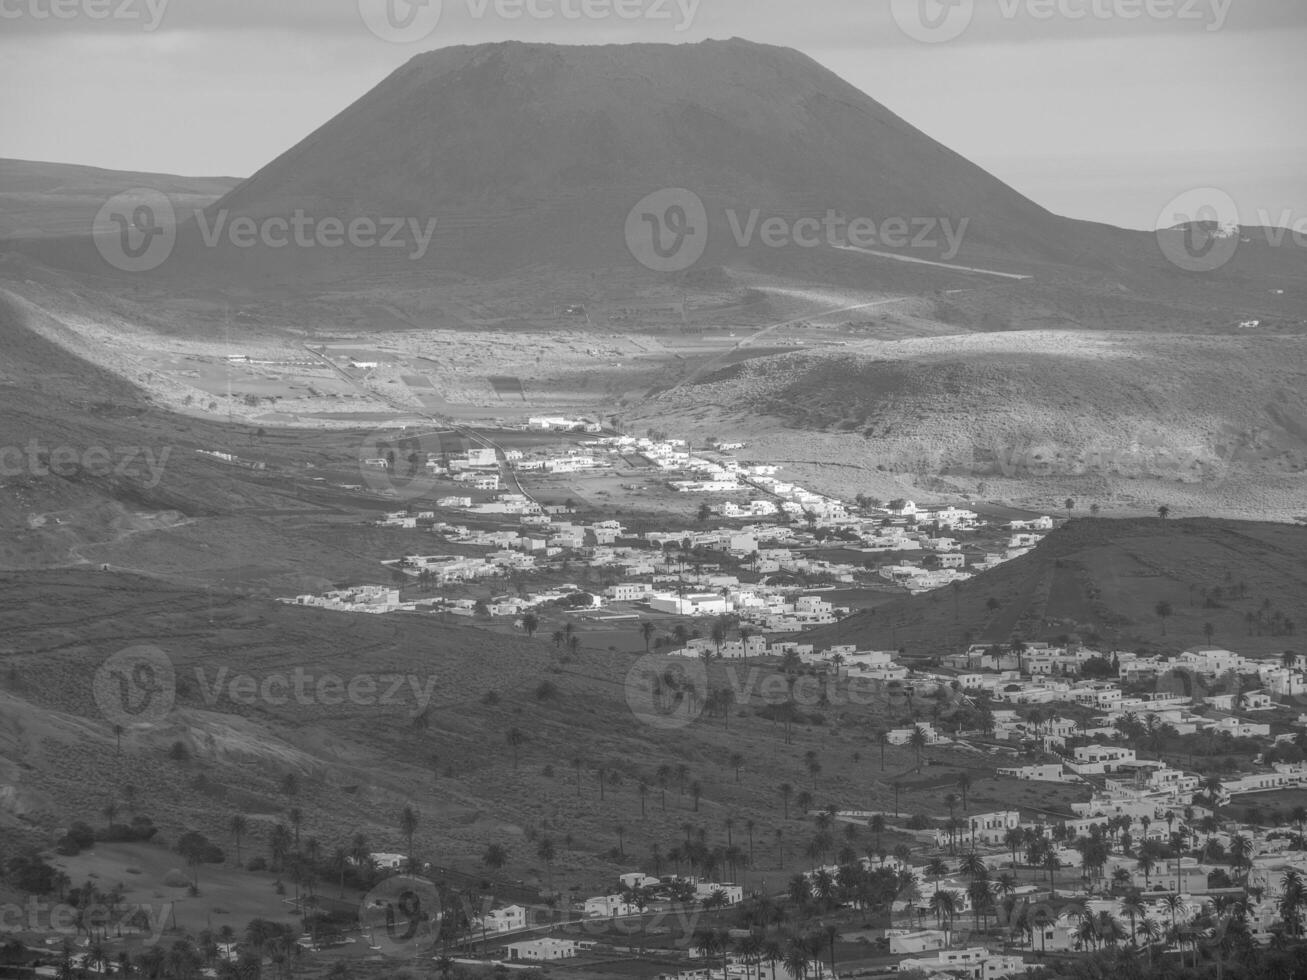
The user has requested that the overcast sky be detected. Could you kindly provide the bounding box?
[2,0,1302,229]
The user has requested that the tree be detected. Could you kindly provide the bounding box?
[805,751,822,790]
[729,752,745,783]
[1064,498,1075,519]
[506,727,525,769]
[780,783,793,820]
[640,620,656,652]
[1204,622,1216,644]
[957,772,972,812]
[522,612,539,639]
[400,805,419,871]
[536,837,556,894]
[1155,600,1173,635]
[1043,850,1063,897]
[229,814,248,868]
[690,781,703,812]
[482,843,508,873]
[875,729,890,771]
[1158,505,1171,520]
[710,619,728,658]
[177,831,210,890]
[908,726,929,771]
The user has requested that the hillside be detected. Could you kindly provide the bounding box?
[804,517,1307,658]
[632,328,1307,521]
[0,158,237,240]
[0,568,1082,908]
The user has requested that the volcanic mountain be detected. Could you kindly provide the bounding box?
[213,38,1098,269]
[16,37,1175,287]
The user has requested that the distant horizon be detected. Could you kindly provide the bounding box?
[3,3,1304,229]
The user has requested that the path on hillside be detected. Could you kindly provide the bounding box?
[302,345,535,501]
[657,295,912,398]
[831,244,1035,280]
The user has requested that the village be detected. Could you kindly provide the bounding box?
[261,430,1307,978]
[335,627,1307,979]
[282,432,1052,630]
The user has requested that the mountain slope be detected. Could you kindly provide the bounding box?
[804,517,1307,657]
[632,328,1307,520]
[0,158,237,240]
[209,38,1092,270]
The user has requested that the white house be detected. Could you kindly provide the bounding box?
[506,938,590,961]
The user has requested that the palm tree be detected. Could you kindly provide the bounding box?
[957,772,972,812]
[908,726,928,771]
[1136,915,1162,963]
[229,813,248,868]
[656,764,672,809]
[875,729,890,770]
[1121,893,1146,945]
[482,842,508,873]
[930,889,959,942]
[1136,850,1157,887]
[536,837,556,894]
[1043,850,1062,897]
[779,782,793,820]
[782,937,810,980]
[1162,892,1186,941]
[640,620,656,652]
[1158,505,1170,520]
[730,752,745,782]
[506,727,525,769]
[1155,600,1173,635]
[925,857,949,895]
[400,805,419,871]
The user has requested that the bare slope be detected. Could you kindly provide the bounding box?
[0,158,237,240]
[804,517,1307,657]
[636,329,1307,519]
